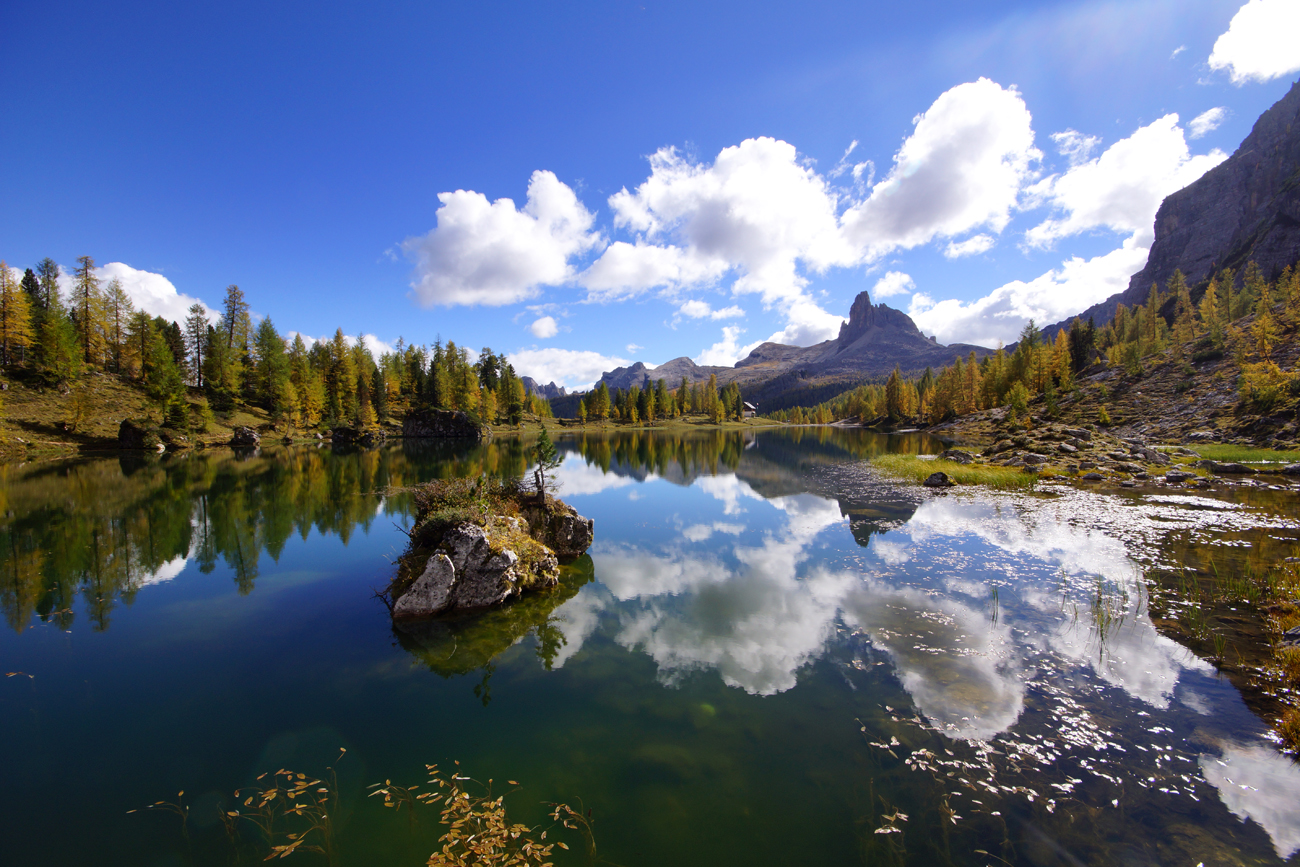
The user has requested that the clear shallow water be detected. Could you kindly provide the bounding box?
[3,429,1300,865]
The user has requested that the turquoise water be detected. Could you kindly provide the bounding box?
[2,428,1299,865]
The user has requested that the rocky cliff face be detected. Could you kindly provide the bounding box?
[1135,79,1300,293]
[1046,79,1300,338]
[522,377,568,400]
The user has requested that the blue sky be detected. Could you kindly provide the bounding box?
[4,0,1299,389]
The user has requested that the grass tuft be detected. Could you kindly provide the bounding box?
[871,455,1037,491]
[1280,707,1300,752]
[1191,443,1300,464]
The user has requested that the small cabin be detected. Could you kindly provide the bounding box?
[743,401,757,418]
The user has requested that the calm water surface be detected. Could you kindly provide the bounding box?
[3,428,1300,866]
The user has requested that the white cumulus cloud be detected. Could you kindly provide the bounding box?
[582,136,857,346]
[402,170,599,307]
[95,262,218,325]
[696,325,762,367]
[909,235,1150,347]
[841,78,1041,258]
[1026,115,1227,248]
[872,271,916,299]
[1189,106,1228,139]
[943,234,995,259]
[529,315,558,338]
[1051,129,1102,167]
[677,299,745,320]
[761,299,844,347]
[507,347,630,391]
[1209,0,1300,84]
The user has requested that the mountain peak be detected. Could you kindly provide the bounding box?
[835,290,924,347]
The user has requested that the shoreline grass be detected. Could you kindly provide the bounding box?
[871,454,1037,491]
[1183,443,1300,465]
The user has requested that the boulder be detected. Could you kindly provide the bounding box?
[940,449,975,464]
[1200,460,1257,475]
[1165,470,1196,482]
[230,426,261,447]
[402,408,488,440]
[520,500,595,562]
[332,426,385,446]
[118,419,162,451]
[1187,431,1218,442]
[1080,472,1104,481]
[923,472,956,488]
[392,518,560,619]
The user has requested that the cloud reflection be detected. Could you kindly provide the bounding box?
[1201,742,1300,859]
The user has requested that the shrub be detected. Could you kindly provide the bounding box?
[1098,406,1112,426]
[1238,361,1295,413]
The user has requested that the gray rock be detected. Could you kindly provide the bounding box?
[393,519,561,619]
[1061,427,1092,441]
[1187,431,1218,442]
[923,472,956,488]
[1080,472,1104,481]
[1281,625,1300,648]
[1203,461,1257,475]
[230,426,260,447]
[1120,480,1137,487]
[332,426,385,446]
[521,502,595,562]
[1057,442,1078,454]
[393,554,456,619]
[1281,464,1300,475]
[1079,461,1097,470]
[402,408,489,440]
[940,449,975,464]
[118,419,161,450]
[1165,470,1196,482]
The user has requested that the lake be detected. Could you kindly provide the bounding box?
[2,427,1300,865]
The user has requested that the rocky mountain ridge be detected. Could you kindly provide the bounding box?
[1043,78,1300,341]
[594,291,991,396]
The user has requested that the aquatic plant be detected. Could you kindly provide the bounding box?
[136,755,595,865]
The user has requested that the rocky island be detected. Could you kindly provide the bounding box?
[388,476,593,620]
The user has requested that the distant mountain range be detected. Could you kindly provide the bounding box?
[584,80,1300,412]
[593,291,990,404]
[521,377,567,400]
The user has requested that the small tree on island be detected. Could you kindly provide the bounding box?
[532,425,562,504]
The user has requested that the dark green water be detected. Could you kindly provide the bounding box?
[2,427,1300,865]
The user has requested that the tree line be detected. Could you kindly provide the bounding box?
[575,373,747,424]
[0,256,558,431]
[765,258,1300,427]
